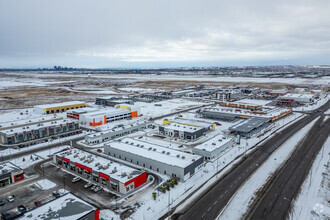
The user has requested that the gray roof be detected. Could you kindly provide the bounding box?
[202,111,238,119]
[231,117,270,133]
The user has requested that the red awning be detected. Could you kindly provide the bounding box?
[99,172,110,180]
[62,157,70,163]
[75,162,92,173]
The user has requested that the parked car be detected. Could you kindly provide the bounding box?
[72,176,81,183]
[0,200,4,206]
[17,205,27,213]
[34,201,42,207]
[94,186,102,193]
[214,122,222,126]
[84,182,93,189]
[7,195,14,203]
[52,191,60,198]
[90,185,97,191]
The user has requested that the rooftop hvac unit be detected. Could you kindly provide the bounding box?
[80,156,86,161]
[121,172,127,177]
[103,165,109,169]
[137,144,140,147]
[148,147,152,151]
[112,167,117,173]
[130,142,134,145]
[162,151,165,154]
[128,174,132,179]
[95,162,100,166]
[176,155,180,158]
[98,165,103,170]
[2,169,8,174]
[88,158,94,163]
[126,141,129,144]
[182,156,185,159]
[192,159,195,161]
[167,152,170,155]
[212,143,216,145]
[87,155,92,158]
[153,148,156,151]
[141,145,144,148]
[74,154,79,158]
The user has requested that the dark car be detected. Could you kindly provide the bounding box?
[17,205,27,213]
[53,191,60,198]
[34,201,42,207]
[0,200,4,206]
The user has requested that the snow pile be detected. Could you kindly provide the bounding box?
[35,179,56,190]
[10,154,41,169]
[99,209,121,220]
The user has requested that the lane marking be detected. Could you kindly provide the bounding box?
[202,213,206,218]
[214,200,218,205]
[207,207,212,212]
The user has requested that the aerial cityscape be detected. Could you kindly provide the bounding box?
[0,1,329,220]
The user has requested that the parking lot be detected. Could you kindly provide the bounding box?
[39,161,118,209]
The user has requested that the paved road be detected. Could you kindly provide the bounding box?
[172,100,330,220]
[248,115,330,220]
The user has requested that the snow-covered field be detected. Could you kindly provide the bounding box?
[290,136,330,220]
[218,117,319,220]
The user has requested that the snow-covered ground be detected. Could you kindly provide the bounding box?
[99,209,121,220]
[9,154,42,169]
[35,179,57,190]
[218,117,319,220]
[290,136,330,220]
[118,87,163,93]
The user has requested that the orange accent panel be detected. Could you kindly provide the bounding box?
[131,111,138,118]
[104,115,107,124]
[89,118,103,126]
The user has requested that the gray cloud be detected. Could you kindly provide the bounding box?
[0,0,330,67]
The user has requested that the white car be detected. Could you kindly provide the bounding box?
[84,182,93,189]
[72,176,81,183]
[7,195,15,203]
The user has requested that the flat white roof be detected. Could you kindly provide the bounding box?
[0,161,22,174]
[35,101,86,109]
[1,119,77,135]
[163,123,204,133]
[82,108,130,118]
[234,99,272,106]
[106,138,202,168]
[0,116,60,129]
[170,119,212,128]
[194,134,233,152]
[67,107,98,114]
[20,193,96,220]
[280,93,315,98]
[87,121,151,138]
[57,149,143,183]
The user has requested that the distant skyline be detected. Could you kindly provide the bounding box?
[1,0,330,68]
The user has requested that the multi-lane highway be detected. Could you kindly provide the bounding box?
[173,100,330,220]
[248,115,329,219]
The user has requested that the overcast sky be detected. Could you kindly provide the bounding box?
[1,0,330,68]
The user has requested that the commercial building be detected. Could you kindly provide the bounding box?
[192,135,234,160]
[159,119,213,140]
[19,193,100,220]
[105,138,204,181]
[80,105,141,127]
[201,107,292,122]
[0,119,80,146]
[95,96,134,106]
[66,107,98,119]
[34,101,87,114]
[54,149,147,194]
[229,117,271,137]
[219,101,262,110]
[0,162,24,187]
[85,121,153,145]
[277,93,315,104]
